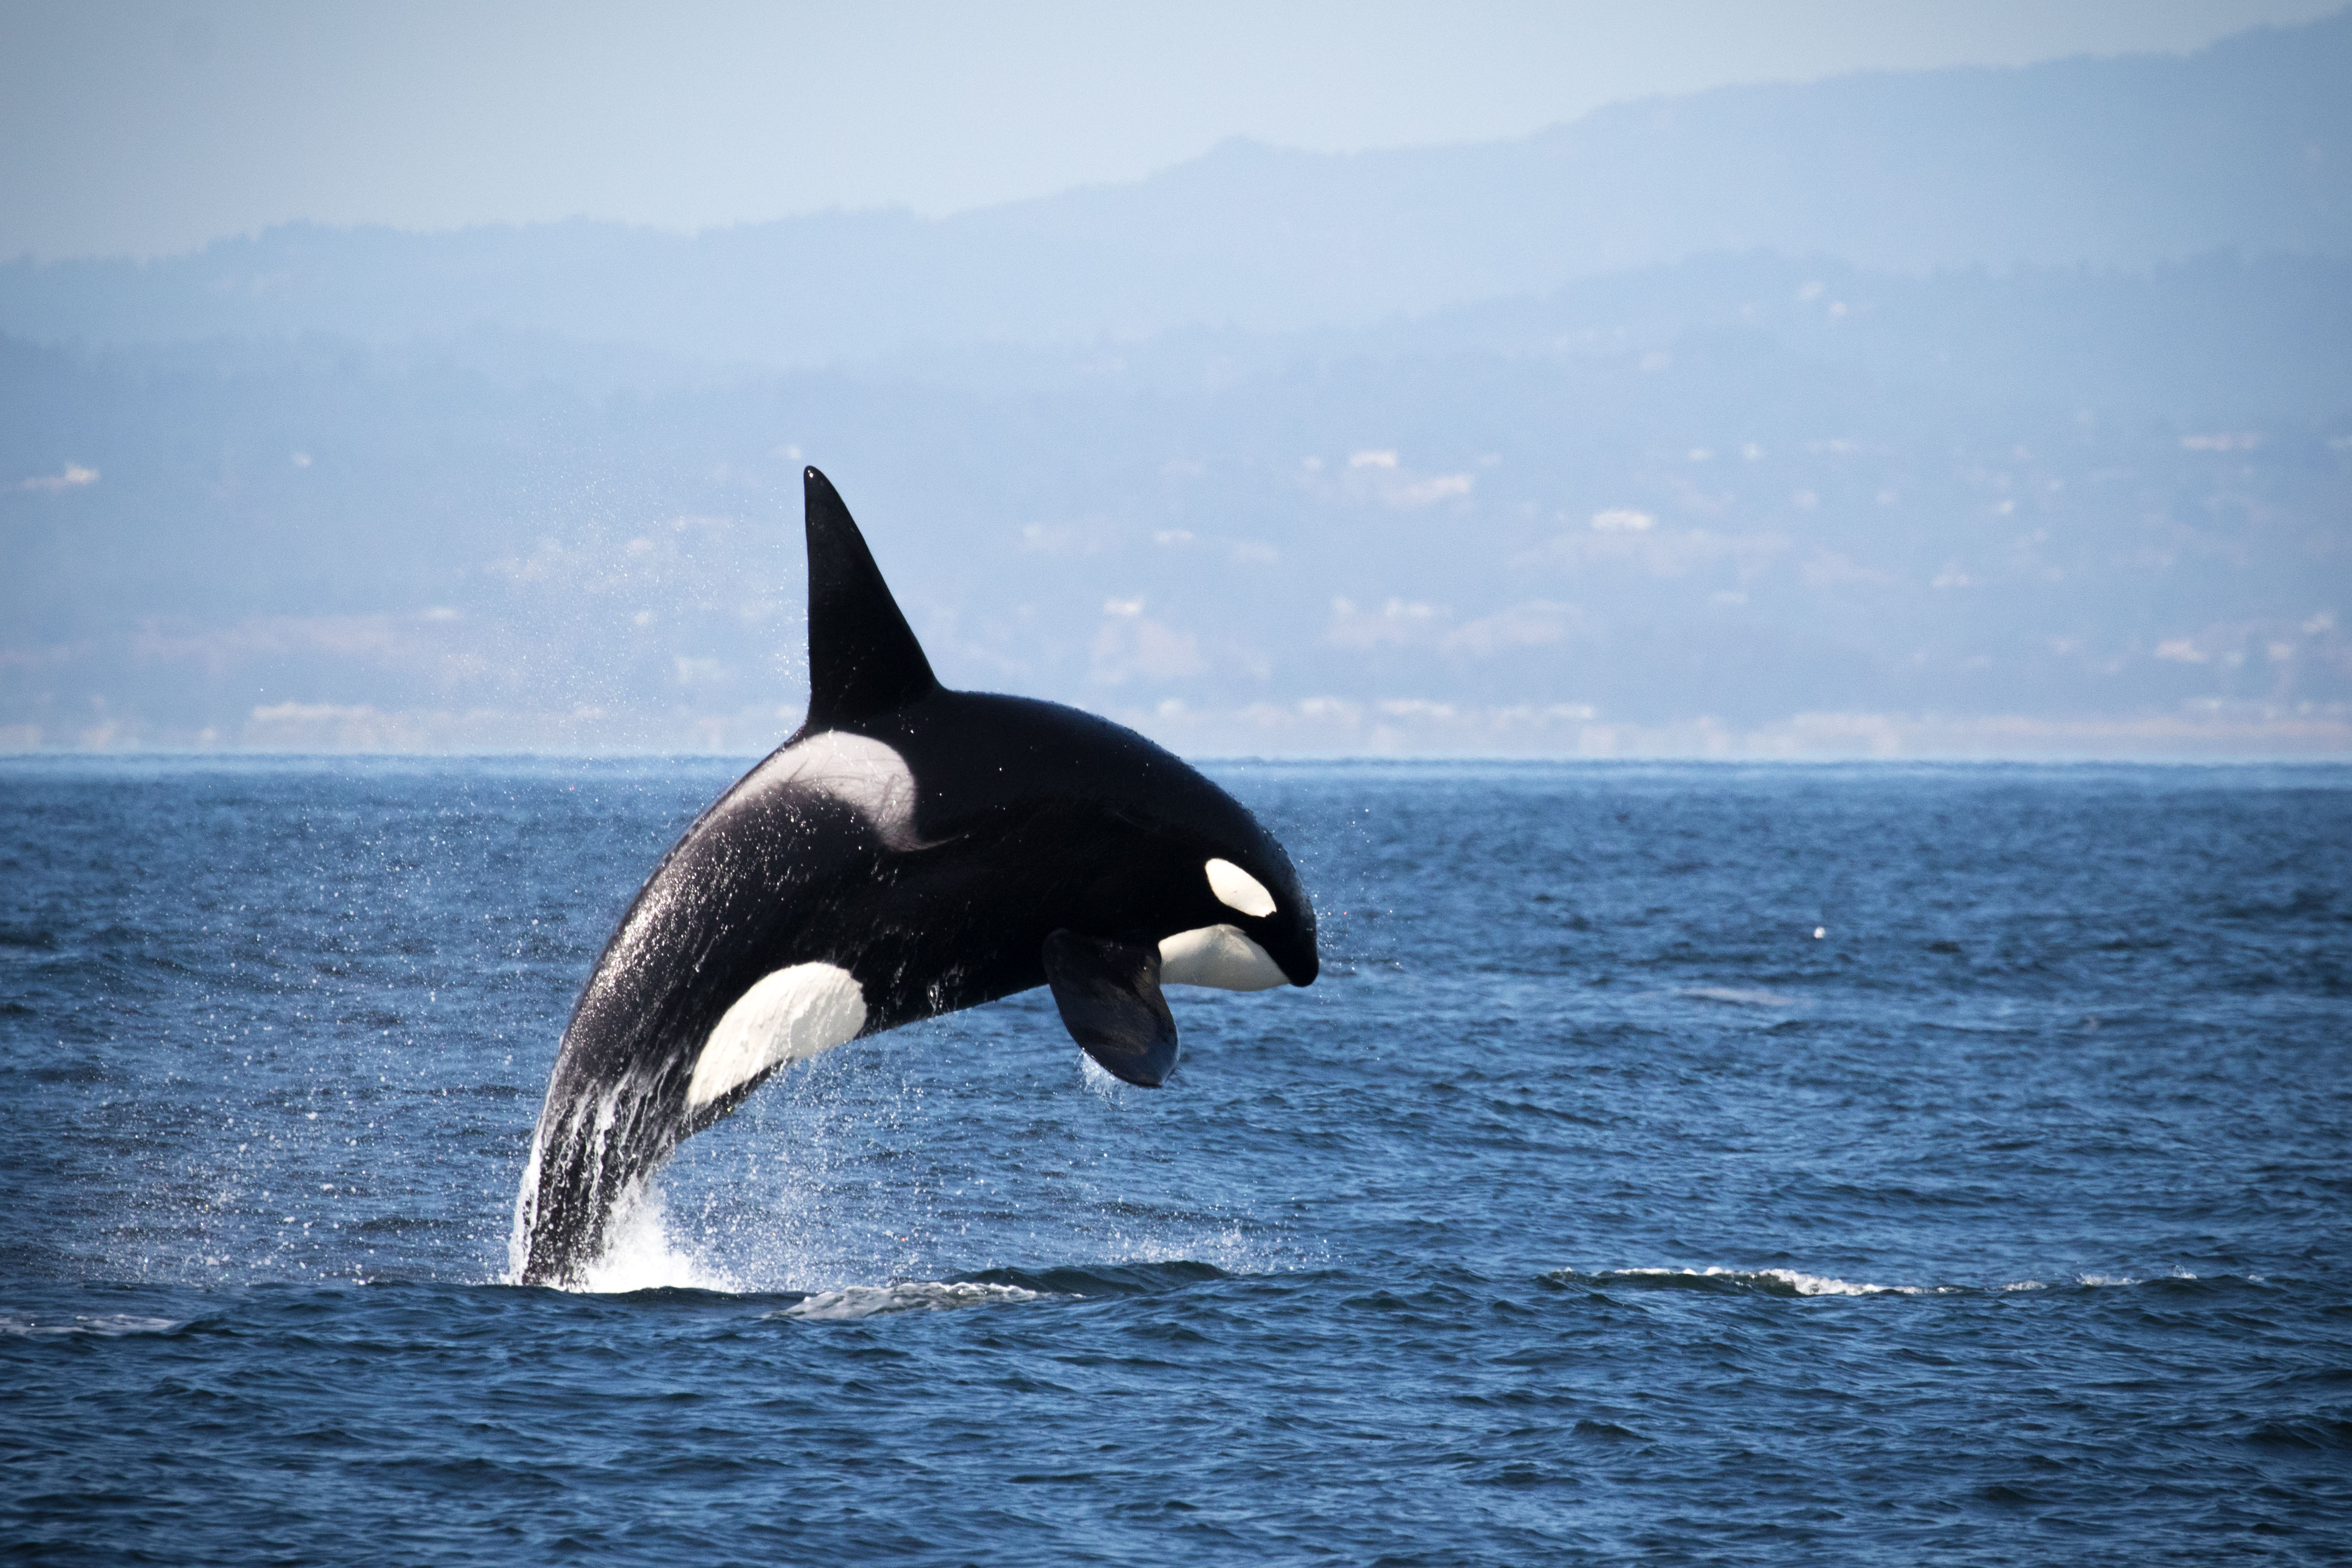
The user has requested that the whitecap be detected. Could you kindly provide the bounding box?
[1603,1266,1944,1296]
[0,1313,185,1337]
[776,1280,1050,1322]
[1751,1268,1939,1297]
[1680,986,1799,1008]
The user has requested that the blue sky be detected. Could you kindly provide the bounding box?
[2,0,2340,258]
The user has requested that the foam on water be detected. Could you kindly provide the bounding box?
[778,1280,1052,1321]
[1577,1267,2229,1298]
[1600,1265,1945,1296]
[0,1313,186,1337]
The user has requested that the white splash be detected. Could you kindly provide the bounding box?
[574,1187,743,1294]
[506,1114,549,1285]
[1078,1052,1127,1100]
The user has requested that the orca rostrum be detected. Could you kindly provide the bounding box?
[513,467,1319,1287]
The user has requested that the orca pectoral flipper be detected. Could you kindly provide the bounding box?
[1042,930,1180,1087]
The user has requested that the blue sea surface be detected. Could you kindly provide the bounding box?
[3,757,2348,1563]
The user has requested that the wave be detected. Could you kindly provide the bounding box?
[776,1280,1054,1321]
[1554,1266,2251,1298]
[0,1313,187,1337]
[1679,986,1800,1008]
[773,1259,1234,1322]
[2001,1271,2231,1290]
[967,1260,1231,1296]
[1573,1266,1945,1297]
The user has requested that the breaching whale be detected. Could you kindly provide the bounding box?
[513,467,1319,1287]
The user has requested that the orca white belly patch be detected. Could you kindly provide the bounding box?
[687,963,868,1108]
[1159,924,1286,991]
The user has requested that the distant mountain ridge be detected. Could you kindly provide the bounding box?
[4,11,2348,364]
[5,250,2346,755]
[5,14,2347,756]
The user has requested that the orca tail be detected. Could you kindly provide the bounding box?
[512,1048,701,1288]
[802,467,939,728]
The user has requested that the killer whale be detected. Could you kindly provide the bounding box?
[513,467,1319,1287]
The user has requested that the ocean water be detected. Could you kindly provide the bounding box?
[3,757,2347,1564]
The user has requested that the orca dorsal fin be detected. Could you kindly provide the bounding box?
[802,467,940,727]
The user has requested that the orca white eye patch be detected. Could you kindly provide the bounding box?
[1205,857,1276,918]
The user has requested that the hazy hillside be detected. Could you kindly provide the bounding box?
[5,14,2347,755]
[6,252,2346,755]
[3,12,2347,365]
